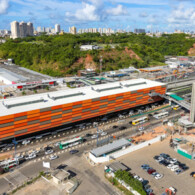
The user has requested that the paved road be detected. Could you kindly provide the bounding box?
[0,106,184,194]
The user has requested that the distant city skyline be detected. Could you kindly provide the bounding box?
[0,0,195,32]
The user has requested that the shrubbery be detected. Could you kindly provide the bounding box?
[115,170,147,195]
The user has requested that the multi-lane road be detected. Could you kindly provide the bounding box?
[0,104,185,194]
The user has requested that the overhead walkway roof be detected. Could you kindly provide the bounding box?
[169,94,184,101]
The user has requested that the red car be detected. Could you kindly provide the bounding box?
[147,169,156,174]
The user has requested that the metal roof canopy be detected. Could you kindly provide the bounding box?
[90,138,130,157]
[0,78,166,117]
[106,161,128,172]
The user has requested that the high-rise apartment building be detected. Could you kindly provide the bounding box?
[19,22,27,38]
[55,24,60,34]
[10,21,20,39]
[37,26,42,33]
[27,22,33,36]
[93,28,97,33]
[69,26,77,35]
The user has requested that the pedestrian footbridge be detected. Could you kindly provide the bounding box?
[150,92,191,111]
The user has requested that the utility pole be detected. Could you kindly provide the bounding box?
[12,138,18,158]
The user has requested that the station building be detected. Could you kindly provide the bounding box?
[0,79,166,141]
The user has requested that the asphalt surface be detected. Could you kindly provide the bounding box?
[0,105,184,194]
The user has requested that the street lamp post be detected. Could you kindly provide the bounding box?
[93,122,99,146]
[12,138,18,158]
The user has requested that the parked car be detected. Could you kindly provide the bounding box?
[119,126,126,130]
[138,127,145,131]
[45,149,53,155]
[142,180,149,186]
[25,153,36,160]
[69,150,79,154]
[155,173,163,179]
[113,125,118,129]
[85,133,93,137]
[190,172,195,177]
[147,169,156,174]
[97,129,103,133]
[91,134,98,139]
[35,135,42,139]
[167,164,174,169]
[141,164,149,169]
[49,155,58,160]
[175,169,183,175]
[171,166,179,172]
[170,158,177,164]
[22,139,30,145]
[181,166,189,171]
[146,188,153,194]
[101,132,107,136]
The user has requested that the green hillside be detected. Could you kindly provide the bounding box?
[0,33,194,77]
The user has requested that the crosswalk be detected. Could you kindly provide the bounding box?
[4,170,28,187]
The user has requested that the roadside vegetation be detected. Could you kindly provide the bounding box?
[0,33,194,76]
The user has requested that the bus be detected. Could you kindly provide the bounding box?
[153,112,169,119]
[0,158,19,170]
[59,136,83,149]
[132,116,149,126]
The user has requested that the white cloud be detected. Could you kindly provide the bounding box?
[107,4,128,16]
[65,1,128,23]
[66,2,100,22]
[0,0,9,15]
[168,4,195,24]
[139,12,148,17]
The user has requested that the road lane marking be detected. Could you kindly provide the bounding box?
[4,177,16,187]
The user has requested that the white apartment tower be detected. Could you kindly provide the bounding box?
[19,22,27,38]
[55,24,60,33]
[27,22,33,36]
[10,21,20,39]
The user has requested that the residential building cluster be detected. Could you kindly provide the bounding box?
[0,30,11,37]
[10,21,33,39]
[36,24,61,34]
[77,27,115,35]
[7,20,195,39]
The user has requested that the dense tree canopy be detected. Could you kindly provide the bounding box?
[0,33,194,76]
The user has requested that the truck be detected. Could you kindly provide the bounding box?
[162,187,176,195]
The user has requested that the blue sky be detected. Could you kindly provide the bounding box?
[0,0,195,32]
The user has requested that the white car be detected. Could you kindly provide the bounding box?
[97,129,103,133]
[167,164,174,169]
[171,166,179,172]
[138,177,144,182]
[138,127,145,131]
[49,155,58,160]
[45,149,53,155]
[25,153,36,160]
[170,158,177,164]
[101,132,107,136]
[32,149,40,154]
[155,173,163,180]
[22,140,31,145]
[55,142,61,147]
[91,134,98,139]
[133,175,139,180]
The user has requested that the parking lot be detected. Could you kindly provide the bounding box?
[116,139,195,195]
